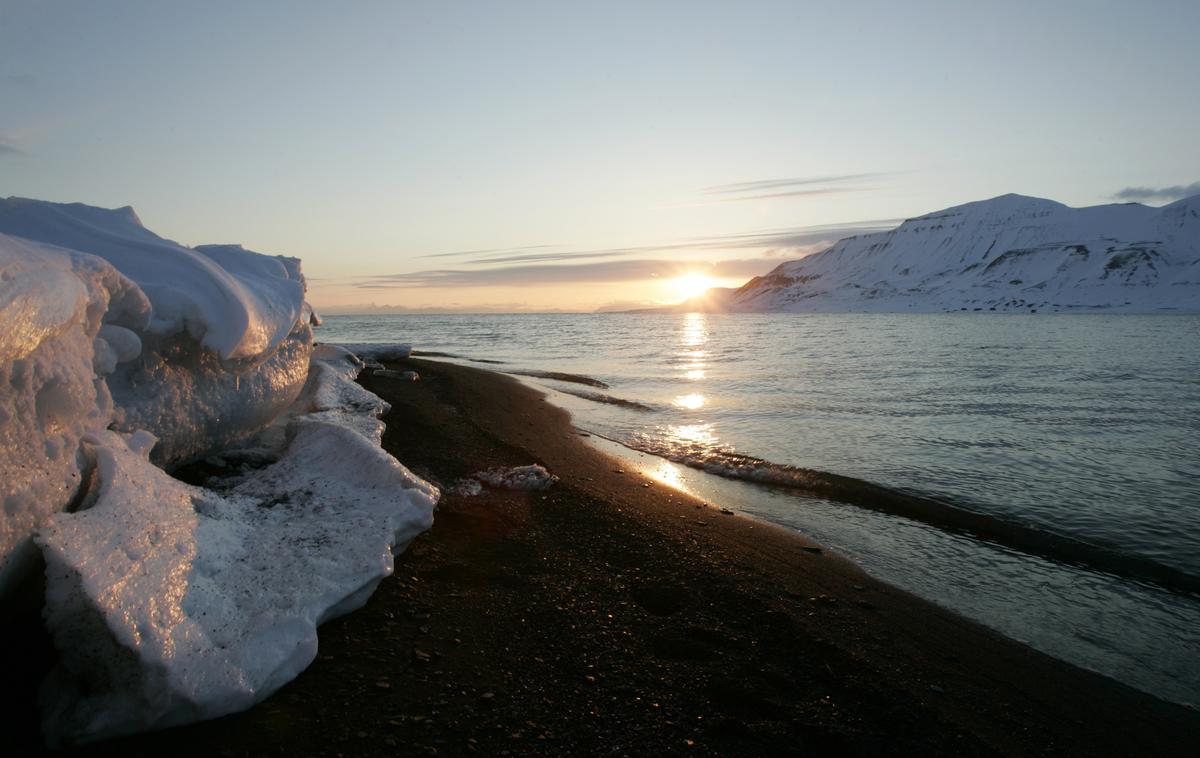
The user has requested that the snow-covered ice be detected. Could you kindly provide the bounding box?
[0,198,439,744]
[449,478,485,497]
[448,466,558,495]
[474,464,559,491]
[0,197,314,466]
[37,372,436,742]
[375,368,420,381]
[0,232,149,592]
[333,342,413,361]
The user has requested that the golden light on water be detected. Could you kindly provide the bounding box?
[679,312,709,383]
[670,423,718,445]
[674,393,706,410]
[647,460,689,492]
[681,312,708,345]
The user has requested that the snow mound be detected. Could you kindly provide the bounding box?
[35,349,437,745]
[474,464,559,491]
[0,199,306,360]
[0,197,313,466]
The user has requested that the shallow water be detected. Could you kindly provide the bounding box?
[320,312,1200,704]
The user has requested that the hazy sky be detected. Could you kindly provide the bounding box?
[2,0,1197,311]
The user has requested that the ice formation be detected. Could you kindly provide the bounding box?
[374,368,420,381]
[0,197,316,591]
[0,232,149,592]
[36,351,436,744]
[449,478,485,497]
[0,198,439,744]
[474,464,559,491]
[0,199,316,467]
[448,466,557,495]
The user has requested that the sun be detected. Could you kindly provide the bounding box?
[670,273,717,302]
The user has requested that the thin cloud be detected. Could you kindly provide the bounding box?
[702,174,882,195]
[687,219,902,250]
[406,218,899,267]
[351,217,902,289]
[462,249,632,265]
[1114,181,1200,203]
[470,220,900,266]
[416,244,560,260]
[713,187,872,203]
[0,125,39,155]
[354,257,780,289]
[697,173,892,203]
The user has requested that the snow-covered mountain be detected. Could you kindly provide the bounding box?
[727,194,1200,313]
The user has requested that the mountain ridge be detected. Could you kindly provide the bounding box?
[712,193,1200,313]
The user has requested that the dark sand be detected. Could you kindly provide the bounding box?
[4,356,1199,755]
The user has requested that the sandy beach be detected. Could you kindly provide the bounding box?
[3,355,1197,756]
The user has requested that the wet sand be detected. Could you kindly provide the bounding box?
[7,356,1200,755]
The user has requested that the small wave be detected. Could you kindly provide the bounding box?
[411,350,507,364]
[555,387,656,412]
[622,436,1200,597]
[509,370,609,389]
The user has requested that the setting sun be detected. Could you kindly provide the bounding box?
[670,273,717,302]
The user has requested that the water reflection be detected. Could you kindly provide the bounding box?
[673,313,715,439]
[674,393,705,410]
[678,314,709,383]
[647,460,689,492]
[669,422,720,448]
[680,312,708,347]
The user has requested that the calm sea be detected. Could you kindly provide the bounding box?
[320,313,1200,705]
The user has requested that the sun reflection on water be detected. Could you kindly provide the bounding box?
[678,313,710,384]
[647,460,690,492]
[674,393,706,410]
[680,312,708,347]
[670,423,719,446]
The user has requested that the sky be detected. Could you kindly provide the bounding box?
[1,0,1198,312]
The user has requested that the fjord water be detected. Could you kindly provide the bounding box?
[321,313,1200,704]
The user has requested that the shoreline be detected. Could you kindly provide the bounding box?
[8,355,1199,755]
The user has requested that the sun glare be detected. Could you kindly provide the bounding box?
[670,273,717,302]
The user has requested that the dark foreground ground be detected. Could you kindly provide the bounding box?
[3,357,1199,756]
